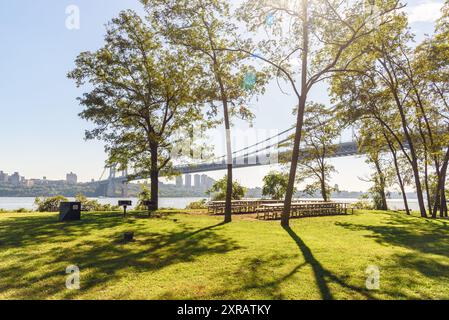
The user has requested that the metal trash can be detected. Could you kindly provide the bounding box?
[59,202,81,222]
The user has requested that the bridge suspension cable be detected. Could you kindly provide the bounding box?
[98,167,107,182]
[197,126,296,165]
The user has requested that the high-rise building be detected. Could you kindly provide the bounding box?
[201,174,207,187]
[9,172,20,186]
[194,174,201,188]
[185,174,192,188]
[176,176,183,187]
[0,171,8,183]
[66,172,78,185]
[201,174,215,190]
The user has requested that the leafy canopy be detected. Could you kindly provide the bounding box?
[68,10,211,178]
[206,175,247,201]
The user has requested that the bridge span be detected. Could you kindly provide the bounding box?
[94,140,359,196]
[173,141,359,175]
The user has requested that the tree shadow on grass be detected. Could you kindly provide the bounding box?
[0,215,237,299]
[283,226,333,300]
[334,214,449,298]
[0,212,137,249]
[166,253,308,300]
[335,213,449,256]
[283,226,376,300]
[204,227,375,300]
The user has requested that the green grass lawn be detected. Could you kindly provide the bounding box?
[0,209,448,300]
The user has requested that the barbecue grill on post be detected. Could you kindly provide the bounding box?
[118,200,132,217]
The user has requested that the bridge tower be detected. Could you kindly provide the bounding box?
[120,168,129,198]
[106,166,117,197]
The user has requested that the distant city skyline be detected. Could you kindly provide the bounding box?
[0,168,79,185]
[0,0,444,191]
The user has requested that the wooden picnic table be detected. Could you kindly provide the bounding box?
[207,199,266,215]
[256,202,349,220]
[206,199,332,216]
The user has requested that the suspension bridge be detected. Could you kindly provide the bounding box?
[95,126,359,197]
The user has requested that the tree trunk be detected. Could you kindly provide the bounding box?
[411,161,427,217]
[221,92,233,224]
[320,172,328,202]
[432,146,449,218]
[442,191,448,218]
[391,147,410,215]
[423,154,433,215]
[149,146,159,211]
[282,0,309,228]
[373,158,388,210]
[440,188,446,218]
[384,133,410,214]
[441,184,447,218]
[387,69,427,217]
[397,116,427,217]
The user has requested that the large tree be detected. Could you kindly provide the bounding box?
[143,0,266,223]
[238,0,403,226]
[414,1,449,218]
[68,11,208,210]
[331,8,449,218]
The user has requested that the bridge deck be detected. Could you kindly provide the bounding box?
[104,141,359,183]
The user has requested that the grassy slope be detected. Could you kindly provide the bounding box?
[0,210,448,300]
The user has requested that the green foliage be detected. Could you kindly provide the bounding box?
[186,199,208,210]
[262,171,290,200]
[145,0,268,122]
[15,208,30,213]
[136,185,152,211]
[34,196,68,212]
[0,208,32,214]
[350,194,374,210]
[206,176,247,201]
[295,103,340,201]
[68,10,213,210]
[0,183,98,197]
[370,186,388,211]
[75,194,119,212]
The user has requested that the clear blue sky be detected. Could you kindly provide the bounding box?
[0,0,443,190]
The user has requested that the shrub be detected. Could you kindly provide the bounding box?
[136,185,152,211]
[34,196,68,212]
[15,208,31,213]
[349,194,373,210]
[75,194,120,212]
[186,199,208,210]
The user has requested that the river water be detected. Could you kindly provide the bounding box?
[0,197,420,211]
